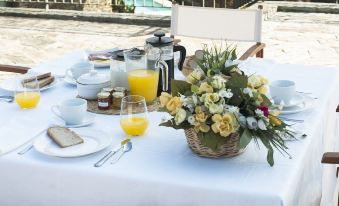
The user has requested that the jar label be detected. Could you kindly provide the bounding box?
[98,102,109,107]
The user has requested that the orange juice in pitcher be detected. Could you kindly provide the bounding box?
[127,69,159,103]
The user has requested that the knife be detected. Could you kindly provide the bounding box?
[94,138,130,167]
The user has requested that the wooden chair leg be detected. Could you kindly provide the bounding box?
[256,49,264,58]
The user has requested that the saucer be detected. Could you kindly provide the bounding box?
[53,112,95,128]
[272,93,304,108]
[63,75,77,86]
[277,94,315,115]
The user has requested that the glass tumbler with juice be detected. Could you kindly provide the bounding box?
[15,74,41,109]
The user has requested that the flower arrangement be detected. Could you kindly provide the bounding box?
[159,44,293,166]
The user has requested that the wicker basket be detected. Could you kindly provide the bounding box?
[184,128,245,158]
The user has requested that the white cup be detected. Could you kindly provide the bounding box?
[66,61,94,80]
[269,80,296,105]
[51,98,87,125]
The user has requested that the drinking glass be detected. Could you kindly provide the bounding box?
[15,74,41,109]
[120,95,149,136]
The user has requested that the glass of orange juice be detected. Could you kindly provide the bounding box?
[15,74,41,109]
[120,95,149,136]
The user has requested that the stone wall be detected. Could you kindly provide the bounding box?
[5,0,112,12]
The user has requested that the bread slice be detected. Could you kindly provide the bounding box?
[22,72,51,83]
[47,127,84,148]
[25,76,55,89]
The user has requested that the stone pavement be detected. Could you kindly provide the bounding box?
[0,1,338,73]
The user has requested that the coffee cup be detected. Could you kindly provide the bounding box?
[269,80,296,105]
[51,98,87,125]
[66,61,94,80]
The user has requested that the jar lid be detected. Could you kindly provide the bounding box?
[97,92,110,98]
[77,70,110,85]
[146,31,173,47]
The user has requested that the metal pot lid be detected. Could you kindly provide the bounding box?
[146,31,173,47]
[77,70,110,85]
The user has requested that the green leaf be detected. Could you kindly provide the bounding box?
[259,137,275,166]
[157,107,168,112]
[226,72,248,89]
[198,131,227,151]
[171,80,192,96]
[191,85,199,93]
[267,148,274,166]
[159,119,192,130]
[261,94,272,106]
[239,128,252,149]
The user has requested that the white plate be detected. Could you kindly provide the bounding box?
[33,128,112,158]
[278,94,315,115]
[0,75,58,92]
[272,93,304,108]
[53,112,96,128]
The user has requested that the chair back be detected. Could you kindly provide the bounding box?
[171,5,262,43]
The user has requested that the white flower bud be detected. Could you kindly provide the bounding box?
[246,117,258,130]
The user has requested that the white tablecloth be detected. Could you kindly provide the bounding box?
[1,55,339,206]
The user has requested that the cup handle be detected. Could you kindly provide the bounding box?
[51,105,62,119]
[65,69,73,79]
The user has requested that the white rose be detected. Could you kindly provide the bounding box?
[225,105,239,113]
[175,108,187,125]
[258,119,267,130]
[211,75,226,89]
[187,115,195,125]
[243,88,253,98]
[209,103,224,114]
[246,117,258,130]
[255,109,264,117]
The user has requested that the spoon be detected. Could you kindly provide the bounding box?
[0,96,14,103]
[110,141,132,164]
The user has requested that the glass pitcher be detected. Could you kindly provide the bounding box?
[123,47,168,103]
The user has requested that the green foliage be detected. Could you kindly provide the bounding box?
[195,43,238,76]
[198,131,227,151]
[171,79,192,96]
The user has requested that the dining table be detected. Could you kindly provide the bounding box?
[0,50,339,206]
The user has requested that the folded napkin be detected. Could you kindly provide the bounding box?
[0,114,50,155]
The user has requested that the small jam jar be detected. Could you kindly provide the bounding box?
[102,87,114,95]
[113,87,128,96]
[112,91,125,109]
[97,92,111,110]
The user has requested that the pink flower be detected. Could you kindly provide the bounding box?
[258,106,269,117]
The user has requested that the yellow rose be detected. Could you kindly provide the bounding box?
[204,93,220,106]
[166,96,182,115]
[211,113,238,137]
[194,122,210,133]
[258,86,267,94]
[198,82,213,94]
[194,106,208,123]
[159,92,172,107]
[261,76,268,85]
[248,75,268,89]
[257,94,263,103]
[268,114,281,126]
[186,69,204,84]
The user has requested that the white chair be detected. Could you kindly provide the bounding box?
[170,4,265,60]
